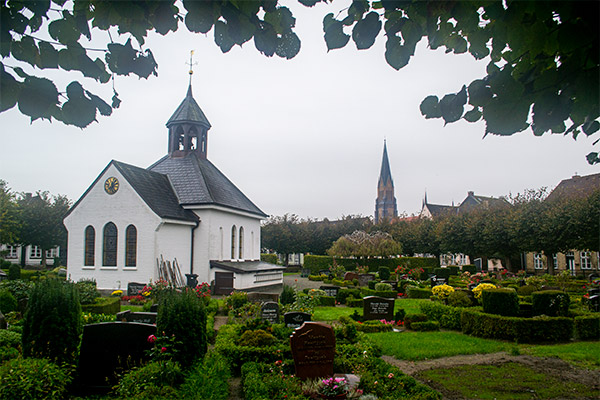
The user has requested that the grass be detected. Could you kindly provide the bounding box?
[368,330,510,361]
[521,341,600,370]
[120,304,144,312]
[313,306,357,321]
[417,362,599,400]
[395,298,430,315]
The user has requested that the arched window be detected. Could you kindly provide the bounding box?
[103,222,118,266]
[231,225,237,259]
[84,226,95,266]
[239,227,244,260]
[125,225,137,267]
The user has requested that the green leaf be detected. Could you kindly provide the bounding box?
[400,18,423,47]
[214,20,235,53]
[352,12,381,50]
[254,24,278,57]
[439,85,467,124]
[87,91,112,117]
[463,107,482,123]
[112,93,121,109]
[323,14,350,51]
[384,12,406,36]
[17,76,59,121]
[0,66,21,112]
[489,67,523,98]
[149,1,179,36]
[105,39,138,75]
[48,13,80,43]
[264,6,295,34]
[420,95,441,119]
[298,0,321,6]
[60,85,97,128]
[449,34,468,54]
[11,36,39,66]
[276,31,300,59]
[38,41,59,69]
[468,79,492,107]
[483,96,531,136]
[586,152,599,165]
[532,91,572,134]
[385,36,411,70]
[582,121,599,136]
[183,0,216,33]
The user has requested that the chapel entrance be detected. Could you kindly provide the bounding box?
[214,272,234,295]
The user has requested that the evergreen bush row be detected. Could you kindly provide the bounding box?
[481,288,519,317]
[260,253,278,265]
[407,287,432,299]
[574,315,600,340]
[461,265,477,274]
[303,255,439,274]
[80,296,120,314]
[531,290,570,317]
[420,302,462,330]
[411,320,440,331]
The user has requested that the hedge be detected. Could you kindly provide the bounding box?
[481,288,519,317]
[574,315,600,340]
[447,266,460,276]
[347,298,363,308]
[336,289,361,304]
[404,313,428,330]
[303,255,439,275]
[532,290,570,317]
[81,296,120,315]
[360,288,397,298]
[461,309,573,343]
[420,301,462,330]
[260,254,278,265]
[461,265,477,274]
[411,321,440,331]
[319,296,336,307]
[433,268,451,279]
[407,287,432,299]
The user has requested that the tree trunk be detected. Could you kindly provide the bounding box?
[41,248,47,268]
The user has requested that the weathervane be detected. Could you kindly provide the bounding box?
[186,50,198,85]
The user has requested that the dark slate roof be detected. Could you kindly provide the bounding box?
[113,161,199,223]
[166,85,211,129]
[459,192,509,212]
[148,154,267,218]
[378,141,393,186]
[546,173,600,202]
[210,260,285,274]
[425,203,458,217]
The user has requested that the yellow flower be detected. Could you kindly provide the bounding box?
[432,284,455,300]
[472,283,497,299]
[111,290,123,297]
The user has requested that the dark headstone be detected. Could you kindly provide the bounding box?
[116,310,157,325]
[150,304,158,312]
[290,322,335,380]
[382,281,398,291]
[261,301,279,324]
[75,322,156,394]
[320,286,340,298]
[430,276,448,287]
[589,295,600,312]
[344,271,359,281]
[301,268,311,278]
[358,273,375,287]
[363,296,395,321]
[589,288,600,297]
[0,270,7,281]
[247,292,279,303]
[127,282,146,296]
[284,312,311,328]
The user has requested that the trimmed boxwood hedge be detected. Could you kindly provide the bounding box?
[411,320,440,331]
[461,265,477,274]
[336,288,361,304]
[404,313,428,330]
[532,290,570,317]
[319,296,336,307]
[420,301,462,331]
[433,268,451,279]
[461,309,573,343]
[574,315,600,340]
[481,288,519,317]
[303,255,439,274]
[346,298,363,308]
[260,253,278,264]
[81,296,120,314]
[407,287,432,299]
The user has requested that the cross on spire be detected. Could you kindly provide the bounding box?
[186,50,198,85]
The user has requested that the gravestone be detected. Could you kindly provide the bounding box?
[363,296,395,321]
[358,273,375,287]
[301,268,311,278]
[75,322,156,394]
[261,301,279,324]
[290,322,335,380]
[116,310,157,325]
[0,270,7,282]
[319,269,330,276]
[284,311,311,328]
[0,311,6,329]
[320,286,340,298]
[430,276,448,287]
[382,280,398,291]
[127,282,146,296]
[247,292,279,303]
[344,271,359,282]
[150,303,158,312]
[467,282,478,290]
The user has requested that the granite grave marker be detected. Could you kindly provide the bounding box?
[284,311,311,328]
[320,285,340,298]
[261,301,279,324]
[363,296,395,321]
[290,322,335,380]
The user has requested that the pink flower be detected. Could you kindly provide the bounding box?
[147,335,157,343]
[160,347,167,353]
[388,373,394,379]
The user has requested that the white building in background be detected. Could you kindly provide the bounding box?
[0,244,60,266]
[64,82,283,292]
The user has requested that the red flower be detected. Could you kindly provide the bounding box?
[147,335,157,343]
[161,347,167,353]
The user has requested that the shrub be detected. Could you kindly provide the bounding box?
[280,284,295,305]
[22,279,81,365]
[407,287,432,299]
[411,321,440,331]
[517,285,537,296]
[346,297,363,308]
[8,264,20,280]
[431,284,454,301]
[260,253,278,264]
[0,289,17,313]
[433,268,451,279]
[461,309,573,343]
[303,255,439,275]
[81,296,120,314]
[336,288,361,304]
[462,265,477,274]
[0,330,21,348]
[241,362,269,399]
[179,352,231,400]
[447,290,472,307]
[0,357,71,399]
[447,266,460,276]
[404,313,428,330]
[225,291,249,310]
[157,289,207,369]
[420,301,462,331]
[378,266,391,280]
[574,315,600,340]
[482,288,519,317]
[0,280,32,305]
[356,320,394,333]
[374,282,393,292]
[75,279,99,305]
[114,360,184,399]
[472,283,497,299]
[532,290,570,317]
[368,280,377,290]
[320,296,336,306]
[237,329,277,347]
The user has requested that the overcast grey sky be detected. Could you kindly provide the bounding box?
[1,1,598,220]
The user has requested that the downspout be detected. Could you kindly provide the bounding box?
[190,220,199,274]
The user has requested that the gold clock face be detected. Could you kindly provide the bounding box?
[104,176,119,195]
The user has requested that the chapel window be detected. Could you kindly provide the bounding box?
[125,225,137,267]
[103,222,118,266]
[231,225,237,259]
[239,227,244,260]
[84,226,95,266]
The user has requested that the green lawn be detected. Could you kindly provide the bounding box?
[521,341,600,370]
[417,362,599,400]
[368,330,510,361]
[395,298,430,315]
[313,306,357,321]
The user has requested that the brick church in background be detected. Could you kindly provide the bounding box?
[374,140,398,223]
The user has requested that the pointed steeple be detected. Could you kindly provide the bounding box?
[375,140,398,223]
[166,84,211,130]
[378,140,393,186]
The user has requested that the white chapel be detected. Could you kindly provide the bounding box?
[64,81,283,292]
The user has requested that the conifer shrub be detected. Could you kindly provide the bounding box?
[157,289,207,369]
[433,268,451,279]
[482,288,519,316]
[420,302,462,330]
[532,290,570,317]
[447,266,460,276]
[75,279,99,305]
[0,290,17,313]
[346,297,363,308]
[179,352,231,400]
[320,295,336,306]
[374,282,393,292]
[8,264,20,280]
[378,266,391,280]
[280,284,296,305]
[22,279,82,365]
[0,357,71,400]
[517,285,537,296]
[80,296,120,314]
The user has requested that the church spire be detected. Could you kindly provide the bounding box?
[166,51,211,159]
[375,140,398,223]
